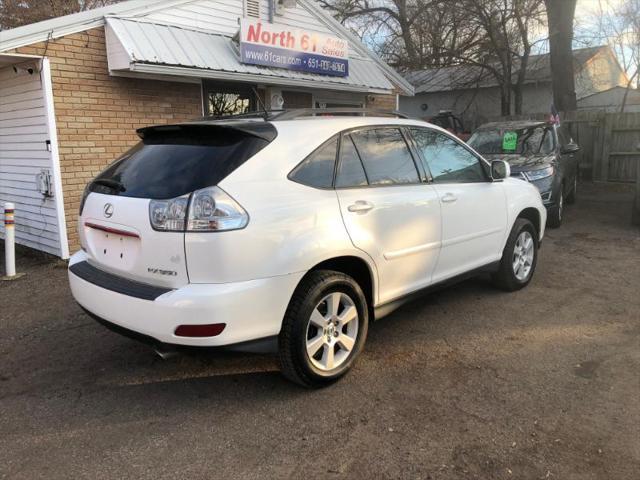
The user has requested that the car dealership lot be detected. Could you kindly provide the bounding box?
[1,182,638,480]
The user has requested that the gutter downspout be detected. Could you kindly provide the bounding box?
[268,0,274,23]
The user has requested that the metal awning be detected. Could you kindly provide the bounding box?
[105,17,395,94]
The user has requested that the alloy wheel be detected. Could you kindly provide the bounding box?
[305,292,359,371]
[512,231,535,281]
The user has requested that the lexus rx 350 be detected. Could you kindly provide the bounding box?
[69,111,546,387]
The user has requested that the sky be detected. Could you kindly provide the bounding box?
[575,0,625,19]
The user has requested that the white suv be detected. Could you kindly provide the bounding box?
[69,111,546,387]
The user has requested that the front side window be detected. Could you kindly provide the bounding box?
[411,128,486,184]
[350,128,420,185]
[289,137,338,188]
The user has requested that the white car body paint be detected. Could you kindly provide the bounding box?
[69,117,546,347]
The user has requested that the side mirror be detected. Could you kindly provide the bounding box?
[491,160,510,180]
[561,143,580,154]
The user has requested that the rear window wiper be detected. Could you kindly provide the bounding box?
[92,178,126,192]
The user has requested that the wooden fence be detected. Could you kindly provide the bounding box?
[634,173,640,226]
[483,111,640,183]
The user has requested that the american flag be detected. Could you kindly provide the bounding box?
[549,103,561,124]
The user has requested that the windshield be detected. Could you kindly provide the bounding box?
[468,126,555,155]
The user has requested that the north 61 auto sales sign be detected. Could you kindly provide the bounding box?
[239,19,349,77]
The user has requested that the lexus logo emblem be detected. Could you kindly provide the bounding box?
[103,203,114,218]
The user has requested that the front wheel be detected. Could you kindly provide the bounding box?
[492,218,538,291]
[278,270,369,388]
[547,189,563,228]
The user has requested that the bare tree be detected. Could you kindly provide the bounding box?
[320,0,545,116]
[317,0,481,71]
[544,0,578,112]
[0,0,120,30]
[448,0,546,115]
[579,0,640,112]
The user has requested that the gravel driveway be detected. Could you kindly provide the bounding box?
[1,182,638,480]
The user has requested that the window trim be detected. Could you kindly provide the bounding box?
[407,126,493,184]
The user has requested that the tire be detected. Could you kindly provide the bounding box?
[566,176,577,204]
[278,270,369,388]
[492,218,538,292]
[547,189,563,228]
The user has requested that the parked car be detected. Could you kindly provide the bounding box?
[467,120,579,228]
[68,110,546,387]
[428,111,471,141]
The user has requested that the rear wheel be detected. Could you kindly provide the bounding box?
[492,218,538,291]
[547,189,563,228]
[278,270,369,388]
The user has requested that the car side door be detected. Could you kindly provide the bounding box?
[409,127,508,283]
[334,127,442,305]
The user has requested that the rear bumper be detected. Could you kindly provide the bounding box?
[68,251,304,347]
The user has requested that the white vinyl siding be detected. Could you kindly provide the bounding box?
[0,64,64,257]
[138,0,365,59]
[141,0,244,36]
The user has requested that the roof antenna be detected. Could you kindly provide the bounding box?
[252,87,269,120]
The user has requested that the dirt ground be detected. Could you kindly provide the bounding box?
[0,182,638,480]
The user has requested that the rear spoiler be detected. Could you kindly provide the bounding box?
[136,122,278,142]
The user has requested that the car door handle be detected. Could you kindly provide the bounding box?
[441,193,457,203]
[347,200,374,213]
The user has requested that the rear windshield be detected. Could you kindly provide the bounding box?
[89,126,271,199]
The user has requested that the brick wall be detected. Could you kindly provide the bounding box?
[13,27,202,253]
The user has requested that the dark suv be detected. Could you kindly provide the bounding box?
[428,111,471,141]
[468,120,579,228]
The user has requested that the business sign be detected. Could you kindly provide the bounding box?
[239,19,349,77]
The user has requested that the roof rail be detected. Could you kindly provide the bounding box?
[273,108,409,120]
[199,111,280,121]
[197,108,410,122]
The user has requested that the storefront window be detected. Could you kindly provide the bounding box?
[203,81,257,116]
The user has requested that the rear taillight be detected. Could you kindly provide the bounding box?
[149,195,189,231]
[149,187,248,232]
[187,186,249,231]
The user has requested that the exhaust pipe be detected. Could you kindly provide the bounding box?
[153,344,178,360]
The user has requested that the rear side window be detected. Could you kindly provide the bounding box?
[335,135,368,188]
[89,126,271,199]
[289,136,338,188]
[350,128,420,185]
